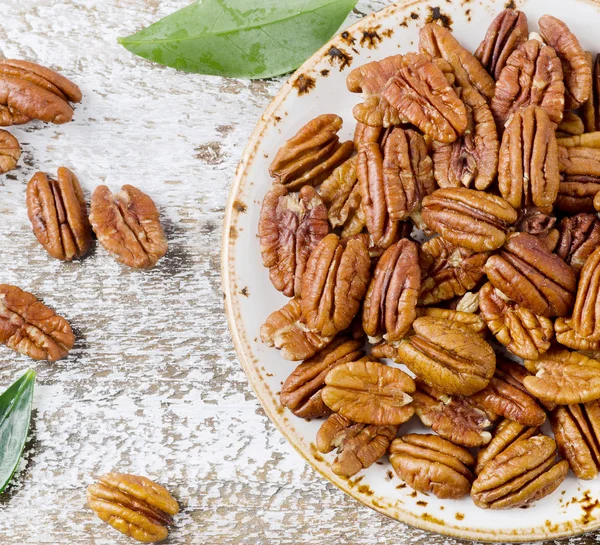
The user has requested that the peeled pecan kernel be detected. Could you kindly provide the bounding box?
[524,349,600,405]
[0,129,20,173]
[389,434,474,499]
[514,207,557,244]
[479,282,553,360]
[538,15,591,110]
[475,419,540,475]
[419,23,495,101]
[558,132,600,148]
[582,53,600,132]
[396,315,496,396]
[453,291,480,313]
[421,187,518,252]
[26,168,92,261]
[475,9,528,81]
[362,239,420,343]
[555,317,600,352]
[558,112,585,136]
[570,246,600,341]
[498,105,559,210]
[347,55,405,96]
[89,185,168,269]
[0,284,74,361]
[556,214,600,274]
[471,435,568,509]
[559,145,600,177]
[268,114,353,191]
[432,86,498,191]
[596,191,600,212]
[555,176,600,214]
[316,413,397,477]
[484,232,576,318]
[259,184,329,297]
[491,39,565,127]
[87,473,179,543]
[321,359,415,426]
[551,402,600,479]
[260,298,332,361]
[415,307,487,337]
[301,234,371,338]
[419,236,489,306]
[280,337,364,419]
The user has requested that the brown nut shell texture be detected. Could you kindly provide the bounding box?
[316,413,397,477]
[389,434,474,499]
[396,315,496,396]
[268,114,353,191]
[87,473,179,543]
[362,239,421,343]
[90,185,168,269]
[259,184,329,297]
[471,435,568,509]
[0,284,74,361]
[0,129,20,173]
[421,187,518,252]
[321,359,415,426]
[26,168,92,261]
[484,232,576,318]
[498,105,560,210]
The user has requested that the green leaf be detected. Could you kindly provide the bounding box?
[0,370,35,493]
[118,0,357,79]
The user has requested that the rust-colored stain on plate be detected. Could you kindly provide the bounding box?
[293,74,316,95]
[425,6,454,28]
[326,46,353,70]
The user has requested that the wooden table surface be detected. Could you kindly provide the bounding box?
[0,1,596,544]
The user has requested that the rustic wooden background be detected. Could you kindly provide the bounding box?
[0,0,596,544]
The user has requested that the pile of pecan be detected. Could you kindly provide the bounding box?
[258,9,600,509]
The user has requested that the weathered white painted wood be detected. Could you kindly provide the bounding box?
[0,0,595,543]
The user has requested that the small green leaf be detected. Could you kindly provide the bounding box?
[118,0,357,79]
[0,370,36,493]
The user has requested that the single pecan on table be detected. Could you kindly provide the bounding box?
[389,434,474,499]
[475,9,529,81]
[321,358,415,426]
[498,105,560,210]
[87,473,179,543]
[89,184,168,269]
[316,413,397,477]
[26,167,92,261]
[556,213,600,274]
[0,59,81,125]
[268,114,353,191]
[479,282,553,360]
[582,52,600,133]
[259,184,329,297]
[569,246,600,341]
[0,129,20,173]
[280,337,364,418]
[472,435,568,509]
[484,232,576,318]
[362,239,420,343]
[421,187,518,252]
[395,315,496,396]
[0,284,74,361]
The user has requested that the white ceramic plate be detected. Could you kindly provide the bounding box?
[222,0,600,540]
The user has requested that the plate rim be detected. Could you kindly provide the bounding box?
[221,0,599,541]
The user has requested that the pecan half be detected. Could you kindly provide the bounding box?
[491,39,565,127]
[322,359,415,426]
[498,105,559,209]
[396,315,496,396]
[556,213,600,274]
[89,185,168,269]
[415,307,487,336]
[419,236,489,305]
[26,168,92,261]
[559,145,600,176]
[260,298,332,361]
[280,337,364,418]
[87,473,179,543]
[556,175,600,213]
[524,348,600,405]
[555,317,600,352]
[475,9,528,80]
[389,434,474,499]
[570,246,600,341]
[479,282,553,360]
[582,52,600,133]
[551,402,600,479]
[538,15,591,110]
[0,129,20,173]
[268,114,353,191]
[484,232,576,318]
[514,207,557,242]
[0,284,74,361]
[347,55,404,96]
[354,123,388,149]
[316,413,397,477]
[421,187,518,252]
[259,184,329,297]
[558,112,585,136]
[362,239,420,343]
[301,234,371,338]
[471,435,568,509]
